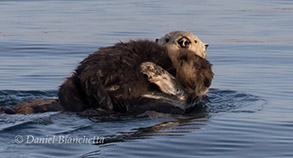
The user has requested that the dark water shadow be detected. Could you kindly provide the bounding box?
[0,88,265,157]
[88,109,209,145]
[0,88,265,130]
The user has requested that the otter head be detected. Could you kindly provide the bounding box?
[156,31,208,68]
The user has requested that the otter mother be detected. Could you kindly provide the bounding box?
[1,31,213,114]
[58,31,212,113]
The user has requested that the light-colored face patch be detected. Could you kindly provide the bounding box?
[157,31,208,59]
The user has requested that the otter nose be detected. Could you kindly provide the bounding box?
[205,44,209,49]
[177,37,191,48]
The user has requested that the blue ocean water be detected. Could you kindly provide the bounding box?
[0,0,292,157]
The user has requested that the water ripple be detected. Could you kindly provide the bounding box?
[207,88,265,113]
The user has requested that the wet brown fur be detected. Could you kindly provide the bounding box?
[2,40,213,114]
[0,99,62,114]
[176,50,214,97]
[58,40,176,112]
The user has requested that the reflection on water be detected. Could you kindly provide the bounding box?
[1,0,293,157]
[0,88,264,157]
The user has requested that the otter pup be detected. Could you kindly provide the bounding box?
[1,31,213,114]
[141,49,213,100]
[140,49,213,111]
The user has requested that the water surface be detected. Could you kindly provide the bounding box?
[0,0,293,157]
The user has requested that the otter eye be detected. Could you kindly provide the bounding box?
[194,40,197,43]
[165,38,170,43]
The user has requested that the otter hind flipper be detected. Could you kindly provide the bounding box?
[1,99,62,114]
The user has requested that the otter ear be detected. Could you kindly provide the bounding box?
[155,39,159,42]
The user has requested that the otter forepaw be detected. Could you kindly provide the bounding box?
[140,62,186,99]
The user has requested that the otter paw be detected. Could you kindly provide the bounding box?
[140,62,186,98]
[140,62,169,82]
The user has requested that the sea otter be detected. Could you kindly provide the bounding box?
[0,31,213,114]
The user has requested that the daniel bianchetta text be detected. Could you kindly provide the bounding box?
[15,135,105,144]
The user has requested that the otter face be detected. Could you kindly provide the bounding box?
[156,31,208,59]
